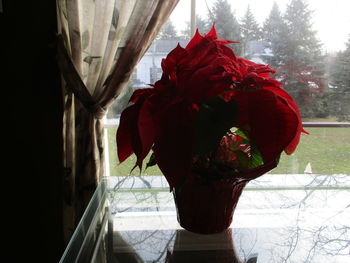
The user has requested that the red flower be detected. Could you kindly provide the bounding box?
[117,26,306,189]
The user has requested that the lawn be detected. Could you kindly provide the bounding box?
[107,126,350,176]
[107,127,162,176]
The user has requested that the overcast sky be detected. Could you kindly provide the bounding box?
[170,0,350,52]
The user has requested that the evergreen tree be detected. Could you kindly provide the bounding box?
[329,36,350,121]
[158,20,178,40]
[241,5,262,57]
[283,0,323,68]
[269,0,326,118]
[331,36,350,89]
[181,15,208,39]
[262,2,287,68]
[207,0,242,55]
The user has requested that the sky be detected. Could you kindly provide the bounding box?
[170,0,350,52]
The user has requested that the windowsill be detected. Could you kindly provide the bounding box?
[59,174,350,262]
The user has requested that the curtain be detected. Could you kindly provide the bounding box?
[56,0,179,244]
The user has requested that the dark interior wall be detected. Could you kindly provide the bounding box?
[1,1,64,262]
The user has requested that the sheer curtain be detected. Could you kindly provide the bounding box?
[56,0,179,243]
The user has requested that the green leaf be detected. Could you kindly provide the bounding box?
[235,129,264,169]
[194,96,237,156]
[235,129,249,140]
[145,153,157,170]
[249,143,264,169]
[235,151,250,169]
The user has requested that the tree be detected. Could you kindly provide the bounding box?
[331,36,350,89]
[240,5,262,57]
[158,20,178,40]
[266,0,326,118]
[207,0,242,55]
[329,35,350,121]
[262,2,287,68]
[181,15,209,39]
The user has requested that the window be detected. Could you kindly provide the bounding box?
[105,0,350,178]
[102,1,349,262]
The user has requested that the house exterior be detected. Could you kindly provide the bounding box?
[244,40,272,64]
[133,39,189,88]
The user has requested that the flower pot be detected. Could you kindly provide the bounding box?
[173,176,247,234]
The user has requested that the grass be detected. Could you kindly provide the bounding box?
[107,127,162,176]
[107,125,350,176]
[270,127,350,174]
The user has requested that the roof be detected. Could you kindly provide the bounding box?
[146,39,189,54]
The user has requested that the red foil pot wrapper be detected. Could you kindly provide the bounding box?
[173,176,247,234]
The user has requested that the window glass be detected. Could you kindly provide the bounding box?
[104,4,349,262]
[106,0,350,177]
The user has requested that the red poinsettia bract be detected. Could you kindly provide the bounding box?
[117,26,306,190]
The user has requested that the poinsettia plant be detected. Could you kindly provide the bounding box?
[117,26,307,190]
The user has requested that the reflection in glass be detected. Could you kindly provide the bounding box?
[165,229,243,263]
[109,175,349,263]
